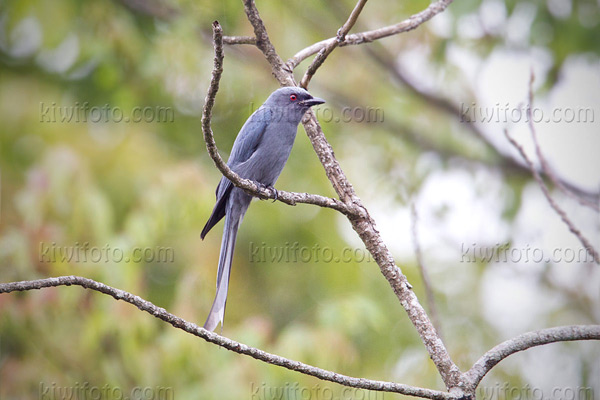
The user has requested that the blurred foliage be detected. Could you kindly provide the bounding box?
[1,0,599,399]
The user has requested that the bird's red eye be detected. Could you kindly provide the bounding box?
[290,94,297,101]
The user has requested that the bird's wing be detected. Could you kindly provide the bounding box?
[200,107,271,239]
[227,106,271,168]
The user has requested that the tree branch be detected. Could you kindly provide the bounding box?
[299,0,368,89]
[519,74,600,262]
[202,21,361,217]
[525,72,599,213]
[287,0,454,70]
[0,276,457,400]
[222,35,256,45]
[242,0,293,82]
[504,129,599,264]
[465,325,600,390]
[363,41,599,204]
[239,1,464,392]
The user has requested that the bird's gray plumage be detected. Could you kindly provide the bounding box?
[201,87,325,332]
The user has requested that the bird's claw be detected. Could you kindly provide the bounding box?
[255,182,278,202]
[269,186,278,202]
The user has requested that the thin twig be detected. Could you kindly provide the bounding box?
[362,40,598,204]
[287,0,454,69]
[240,1,464,392]
[299,0,368,88]
[465,325,600,390]
[201,21,361,217]
[320,85,547,181]
[223,35,256,45]
[0,276,457,400]
[525,72,599,213]
[411,202,443,340]
[504,129,599,264]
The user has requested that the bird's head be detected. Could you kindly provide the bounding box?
[264,87,325,120]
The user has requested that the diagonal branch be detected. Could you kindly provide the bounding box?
[287,0,454,70]
[242,0,292,83]
[465,325,600,390]
[504,128,599,264]
[521,73,600,262]
[299,0,368,89]
[0,276,457,400]
[202,21,361,217]
[525,72,599,213]
[240,0,464,392]
[363,40,599,204]
[531,129,599,212]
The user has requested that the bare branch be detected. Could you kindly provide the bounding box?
[223,35,257,45]
[0,276,457,400]
[525,72,599,213]
[239,1,464,391]
[300,0,368,88]
[242,0,294,83]
[518,74,599,262]
[364,41,599,204]
[411,202,443,340]
[320,86,537,180]
[201,21,361,217]
[465,325,600,390]
[504,129,599,264]
[287,0,454,69]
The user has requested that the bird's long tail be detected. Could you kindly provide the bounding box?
[203,203,243,332]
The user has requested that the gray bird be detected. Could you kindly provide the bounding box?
[201,87,325,332]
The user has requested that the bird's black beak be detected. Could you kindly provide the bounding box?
[301,96,326,107]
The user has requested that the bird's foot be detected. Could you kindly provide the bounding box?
[255,182,278,202]
[269,186,278,202]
